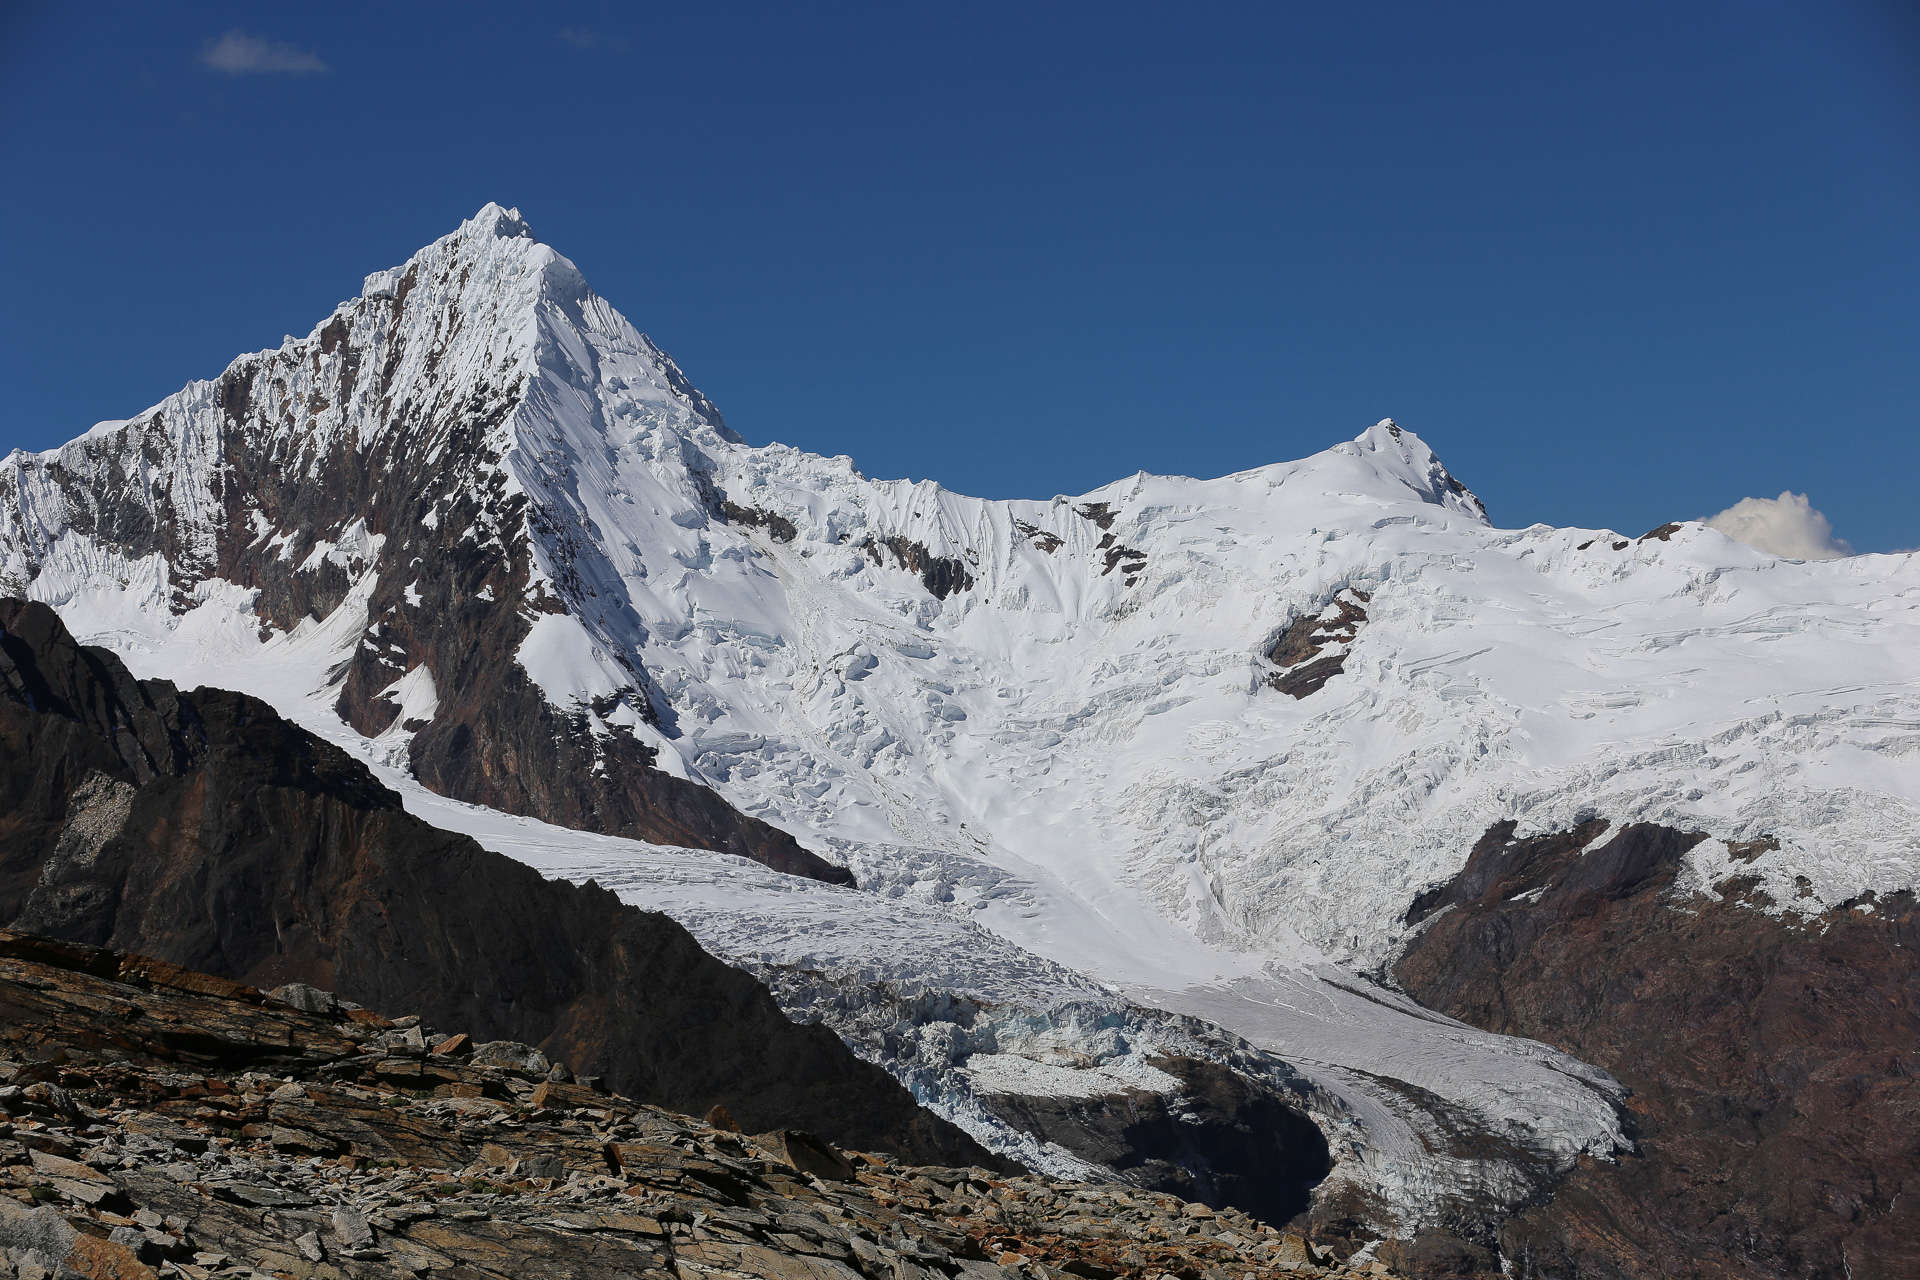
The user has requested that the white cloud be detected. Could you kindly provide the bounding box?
[201,31,328,75]
[1705,491,1853,560]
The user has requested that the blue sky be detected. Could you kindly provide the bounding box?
[2,2,1916,549]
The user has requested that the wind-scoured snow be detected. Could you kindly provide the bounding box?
[5,205,1918,1232]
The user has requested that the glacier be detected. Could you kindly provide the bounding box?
[4,203,1918,1235]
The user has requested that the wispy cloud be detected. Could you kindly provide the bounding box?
[200,30,328,76]
[1705,491,1853,560]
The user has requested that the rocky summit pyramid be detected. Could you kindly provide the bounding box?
[2,205,1917,1276]
[0,205,845,884]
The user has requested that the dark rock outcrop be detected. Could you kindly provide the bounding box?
[406,657,853,886]
[863,537,975,599]
[976,1056,1330,1227]
[720,500,798,543]
[1265,590,1368,699]
[1395,819,1920,1280]
[1073,503,1117,531]
[0,598,982,1166]
[1095,533,1147,581]
[1011,520,1063,553]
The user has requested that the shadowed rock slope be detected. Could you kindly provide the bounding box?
[0,598,983,1168]
[1395,820,1920,1280]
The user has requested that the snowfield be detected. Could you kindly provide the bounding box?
[5,204,1918,1231]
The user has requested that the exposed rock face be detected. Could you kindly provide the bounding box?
[0,209,848,886]
[720,501,798,543]
[1094,532,1147,583]
[863,537,975,600]
[1265,589,1368,699]
[0,598,982,1166]
[975,1056,1330,1227]
[1073,503,1117,531]
[1395,820,1920,1280]
[1010,520,1063,553]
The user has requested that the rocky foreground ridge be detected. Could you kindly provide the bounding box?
[0,930,1406,1280]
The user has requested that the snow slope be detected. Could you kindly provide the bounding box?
[5,205,1919,1231]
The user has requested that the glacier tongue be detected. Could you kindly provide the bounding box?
[5,204,1920,1237]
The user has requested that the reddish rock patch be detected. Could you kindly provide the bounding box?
[1266,591,1368,699]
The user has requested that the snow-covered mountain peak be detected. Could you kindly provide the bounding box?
[1340,417,1488,520]
[460,200,535,241]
